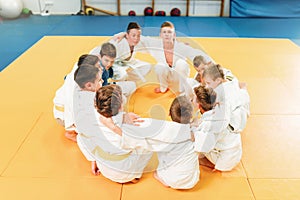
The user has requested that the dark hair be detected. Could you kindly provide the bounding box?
[169,96,193,124]
[126,22,141,33]
[77,54,88,66]
[95,85,123,117]
[203,63,225,81]
[193,85,217,112]
[74,64,99,89]
[78,54,99,66]
[100,42,116,58]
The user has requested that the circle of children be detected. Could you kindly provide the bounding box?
[53,21,250,189]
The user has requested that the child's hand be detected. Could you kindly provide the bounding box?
[123,112,144,126]
[239,82,248,90]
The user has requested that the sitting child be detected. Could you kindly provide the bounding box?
[202,63,250,133]
[76,83,152,183]
[192,85,245,171]
[191,55,236,86]
[53,54,100,142]
[95,42,137,99]
[121,96,200,189]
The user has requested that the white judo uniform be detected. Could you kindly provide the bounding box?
[214,79,250,133]
[187,67,237,90]
[73,86,152,183]
[193,109,242,171]
[193,80,250,171]
[121,118,199,189]
[141,36,213,95]
[91,38,151,83]
[53,62,79,130]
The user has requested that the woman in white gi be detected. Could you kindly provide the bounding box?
[121,96,199,189]
[53,54,100,142]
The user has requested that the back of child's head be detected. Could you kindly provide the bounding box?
[169,96,193,124]
[95,85,122,118]
[193,85,217,112]
[100,42,117,58]
[78,54,99,66]
[203,63,225,81]
[126,22,141,33]
[193,55,206,67]
[74,64,99,89]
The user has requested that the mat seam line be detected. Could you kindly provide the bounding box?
[0,112,44,177]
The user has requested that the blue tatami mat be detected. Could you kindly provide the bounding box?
[1,15,300,71]
[185,17,238,37]
[48,16,146,36]
[225,18,300,39]
[0,15,68,71]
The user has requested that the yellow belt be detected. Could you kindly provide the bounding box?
[80,133,131,161]
[55,105,64,112]
[92,146,131,161]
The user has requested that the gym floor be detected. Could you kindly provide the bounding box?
[1,15,300,200]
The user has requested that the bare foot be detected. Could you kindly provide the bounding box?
[65,130,77,142]
[199,157,215,169]
[154,87,169,94]
[130,178,140,184]
[153,171,170,188]
[91,161,100,176]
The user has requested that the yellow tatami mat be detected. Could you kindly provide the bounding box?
[1,36,300,200]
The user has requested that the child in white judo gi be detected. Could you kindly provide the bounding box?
[74,76,152,183]
[53,54,100,142]
[92,84,153,183]
[92,22,152,83]
[91,42,137,100]
[190,55,237,88]
[144,21,213,96]
[153,96,200,189]
[121,96,200,189]
[72,64,105,175]
[202,63,250,133]
[111,21,213,97]
[192,79,249,171]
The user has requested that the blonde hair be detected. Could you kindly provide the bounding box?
[202,63,225,81]
[160,21,174,30]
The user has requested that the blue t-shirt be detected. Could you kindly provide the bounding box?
[102,66,114,86]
